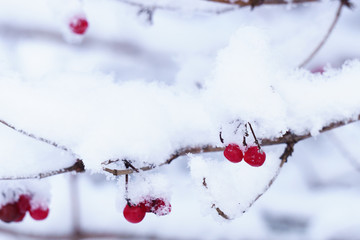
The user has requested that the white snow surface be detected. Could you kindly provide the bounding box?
[0,0,360,239]
[189,148,282,219]
[1,26,360,172]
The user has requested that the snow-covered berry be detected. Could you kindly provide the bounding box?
[244,146,266,167]
[69,16,89,35]
[224,143,244,163]
[151,198,171,216]
[0,203,21,223]
[17,194,31,214]
[123,204,146,223]
[29,206,49,221]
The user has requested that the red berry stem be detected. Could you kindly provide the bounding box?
[242,123,249,147]
[244,123,249,137]
[219,131,224,144]
[125,174,130,206]
[248,122,261,150]
[123,160,140,206]
[233,122,242,135]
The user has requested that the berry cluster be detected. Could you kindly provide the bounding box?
[221,122,266,167]
[0,194,49,223]
[123,198,171,224]
[69,16,89,35]
[224,144,266,167]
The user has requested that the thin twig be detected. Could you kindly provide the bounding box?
[116,0,320,14]
[248,122,261,149]
[202,141,295,220]
[0,119,77,157]
[246,141,295,211]
[103,146,224,176]
[203,178,231,220]
[206,0,319,7]
[219,131,224,144]
[299,0,345,68]
[0,159,85,180]
[122,159,140,173]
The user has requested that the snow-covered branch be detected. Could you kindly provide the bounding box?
[103,114,360,176]
[206,0,320,7]
[0,159,84,180]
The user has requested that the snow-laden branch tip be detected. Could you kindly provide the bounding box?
[0,159,85,180]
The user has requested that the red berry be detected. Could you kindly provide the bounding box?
[14,212,26,222]
[224,143,243,163]
[139,200,152,213]
[244,146,266,167]
[29,207,49,221]
[311,66,325,74]
[123,204,146,223]
[0,203,21,223]
[69,16,88,35]
[151,198,171,216]
[17,195,31,214]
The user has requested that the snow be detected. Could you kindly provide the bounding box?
[0,0,360,239]
[0,180,50,208]
[1,26,360,172]
[188,148,282,219]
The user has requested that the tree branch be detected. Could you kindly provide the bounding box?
[206,0,319,7]
[0,119,77,157]
[116,0,320,14]
[0,159,85,180]
[299,0,345,68]
[250,141,295,205]
[116,0,236,14]
[202,177,231,220]
[201,141,295,220]
[103,115,360,176]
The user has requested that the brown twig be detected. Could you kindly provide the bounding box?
[248,122,261,149]
[116,0,320,14]
[103,145,224,175]
[0,159,85,180]
[0,118,85,180]
[123,159,140,173]
[206,0,319,7]
[299,0,345,68]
